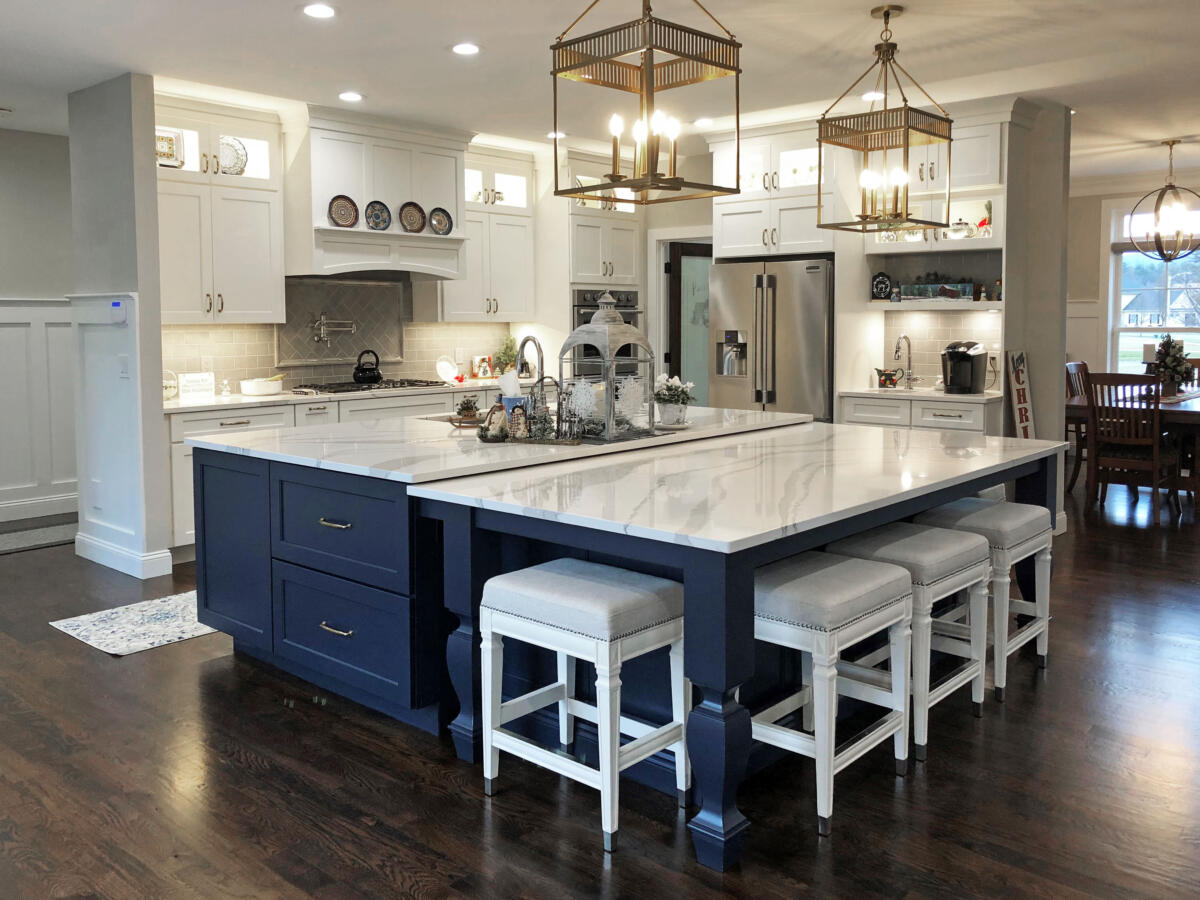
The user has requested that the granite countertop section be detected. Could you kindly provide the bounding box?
[185,407,813,483]
[840,387,1004,404]
[408,424,1065,553]
[163,378,527,415]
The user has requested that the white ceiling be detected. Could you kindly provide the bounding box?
[1,0,1198,179]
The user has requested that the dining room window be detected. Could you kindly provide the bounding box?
[1112,248,1200,373]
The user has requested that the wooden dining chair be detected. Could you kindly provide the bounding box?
[1182,358,1200,502]
[1064,361,1090,492]
[1086,373,1181,521]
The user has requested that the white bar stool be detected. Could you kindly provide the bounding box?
[751,551,912,836]
[479,558,689,852]
[916,498,1052,701]
[827,522,991,760]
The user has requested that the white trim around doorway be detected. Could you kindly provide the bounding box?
[645,225,713,372]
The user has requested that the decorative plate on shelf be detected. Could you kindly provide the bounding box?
[429,207,453,236]
[871,271,893,300]
[155,128,184,168]
[398,201,426,233]
[364,200,391,231]
[328,195,359,227]
[218,135,248,176]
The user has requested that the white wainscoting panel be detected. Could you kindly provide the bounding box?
[0,300,77,521]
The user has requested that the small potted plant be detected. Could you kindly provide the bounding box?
[653,374,696,425]
[1155,334,1194,397]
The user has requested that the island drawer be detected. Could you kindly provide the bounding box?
[272,561,416,706]
[910,399,985,432]
[270,463,410,594]
[171,405,295,442]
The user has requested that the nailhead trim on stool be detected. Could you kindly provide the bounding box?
[749,551,912,836]
[915,499,1052,702]
[480,559,690,852]
[827,522,991,761]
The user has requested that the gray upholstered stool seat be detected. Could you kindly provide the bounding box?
[915,497,1051,551]
[481,557,684,640]
[749,551,912,836]
[755,551,912,631]
[827,523,991,759]
[480,558,689,852]
[915,498,1053,701]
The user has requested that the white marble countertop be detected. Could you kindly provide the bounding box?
[408,423,1065,553]
[839,387,1004,404]
[185,407,813,483]
[163,378,526,415]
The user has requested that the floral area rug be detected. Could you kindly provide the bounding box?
[49,591,215,656]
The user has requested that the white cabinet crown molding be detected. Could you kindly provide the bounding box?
[304,106,475,150]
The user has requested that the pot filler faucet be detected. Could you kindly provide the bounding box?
[894,334,914,390]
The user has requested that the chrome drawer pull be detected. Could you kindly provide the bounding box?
[319,621,354,638]
[932,412,964,419]
[219,419,252,427]
[318,517,353,530]
[306,405,328,412]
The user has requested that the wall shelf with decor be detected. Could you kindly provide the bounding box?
[869,300,1004,312]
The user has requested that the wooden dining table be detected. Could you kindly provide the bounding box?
[1065,393,1200,491]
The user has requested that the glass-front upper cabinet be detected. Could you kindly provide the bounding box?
[465,154,533,216]
[932,194,1004,250]
[563,156,639,217]
[155,102,281,190]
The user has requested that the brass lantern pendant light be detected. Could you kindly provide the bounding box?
[817,5,951,233]
[1129,140,1200,263]
[551,0,741,206]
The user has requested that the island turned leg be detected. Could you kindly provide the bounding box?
[683,552,756,872]
[439,504,501,764]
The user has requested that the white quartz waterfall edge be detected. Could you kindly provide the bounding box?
[50,592,215,656]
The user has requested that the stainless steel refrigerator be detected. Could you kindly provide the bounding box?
[708,258,834,420]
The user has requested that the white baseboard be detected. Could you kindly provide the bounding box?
[75,532,174,580]
[0,492,78,523]
[170,544,196,565]
[1054,508,1068,535]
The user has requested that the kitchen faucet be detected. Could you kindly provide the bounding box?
[516,334,553,413]
[894,334,914,390]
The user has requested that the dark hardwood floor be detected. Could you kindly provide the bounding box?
[0,485,1197,898]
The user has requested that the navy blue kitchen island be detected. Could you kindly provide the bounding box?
[189,411,1062,871]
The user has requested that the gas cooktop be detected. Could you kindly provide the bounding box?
[293,379,444,395]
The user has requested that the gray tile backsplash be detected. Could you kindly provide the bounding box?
[882,310,1003,388]
[162,279,511,391]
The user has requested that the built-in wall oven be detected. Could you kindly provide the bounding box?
[571,289,642,377]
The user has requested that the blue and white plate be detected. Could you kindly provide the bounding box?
[364,200,391,231]
[429,207,453,235]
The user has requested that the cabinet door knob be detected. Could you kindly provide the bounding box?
[205,293,213,313]
[318,517,353,530]
[216,293,224,313]
[319,621,355,638]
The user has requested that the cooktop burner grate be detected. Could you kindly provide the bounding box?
[292,379,445,394]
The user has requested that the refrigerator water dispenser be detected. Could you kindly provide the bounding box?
[716,331,748,377]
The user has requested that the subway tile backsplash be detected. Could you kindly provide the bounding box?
[162,279,511,391]
[882,310,1003,388]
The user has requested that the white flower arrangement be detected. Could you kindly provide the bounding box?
[652,374,696,406]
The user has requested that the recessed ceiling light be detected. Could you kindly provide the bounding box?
[338,91,363,102]
[303,3,336,18]
[547,131,566,140]
[452,42,480,56]
[693,117,713,128]
[862,90,885,102]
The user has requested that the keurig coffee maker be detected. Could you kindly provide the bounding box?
[941,341,988,394]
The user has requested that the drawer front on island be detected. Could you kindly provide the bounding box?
[911,399,985,432]
[194,450,272,650]
[272,561,416,706]
[842,395,911,426]
[271,462,410,594]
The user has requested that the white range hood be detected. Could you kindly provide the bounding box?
[283,106,473,280]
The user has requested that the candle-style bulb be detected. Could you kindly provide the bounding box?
[650,110,667,135]
[632,119,648,143]
[665,117,681,142]
[609,114,624,138]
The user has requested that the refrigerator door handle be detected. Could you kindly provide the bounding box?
[765,275,778,405]
[752,274,764,403]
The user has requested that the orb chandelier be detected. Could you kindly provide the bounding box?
[816,5,951,233]
[551,0,741,205]
[1129,140,1199,263]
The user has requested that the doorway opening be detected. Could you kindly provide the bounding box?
[666,242,713,405]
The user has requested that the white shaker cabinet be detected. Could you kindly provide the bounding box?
[442,212,534,321]
[208,187,285,323]
[158,181,214,324]
[569,218,639,285]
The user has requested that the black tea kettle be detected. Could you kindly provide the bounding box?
[353,349,383,384]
